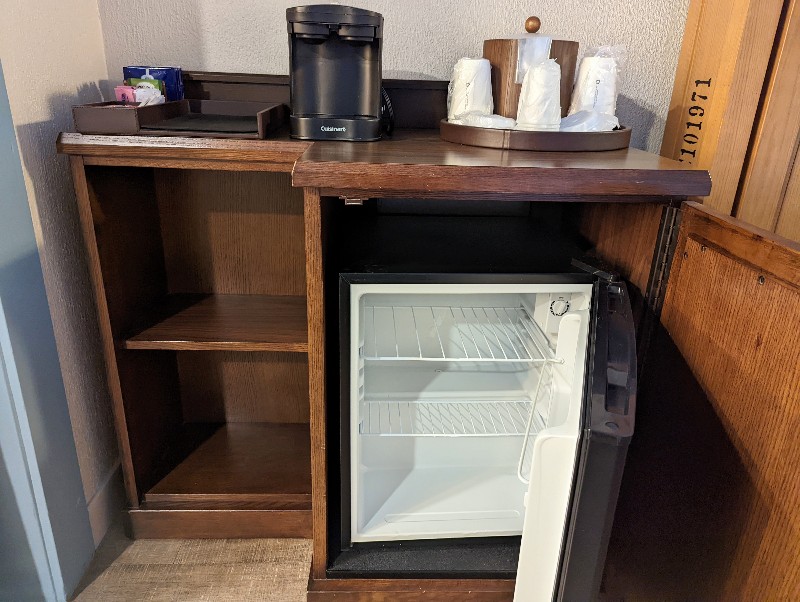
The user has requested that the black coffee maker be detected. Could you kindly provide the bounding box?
[287,5,383,141]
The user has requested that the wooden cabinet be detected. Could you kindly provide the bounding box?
[59,130,799,599]
[64,141,314,538]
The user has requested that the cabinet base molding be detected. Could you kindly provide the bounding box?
[307,575,514,601]
[129,506,312,539]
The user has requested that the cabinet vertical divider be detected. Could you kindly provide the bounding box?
[304,187,329,578]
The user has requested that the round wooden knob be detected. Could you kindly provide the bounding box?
[524,16,541,33]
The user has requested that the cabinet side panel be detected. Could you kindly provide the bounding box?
[82,165,183,501]
[70,158,138,506]
[578,203,664,295]
[660,204,800,599]
[155,170,306,296]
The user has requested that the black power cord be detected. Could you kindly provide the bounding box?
[380,86,394,137]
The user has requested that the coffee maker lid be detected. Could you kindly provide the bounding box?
[286,5,383,28]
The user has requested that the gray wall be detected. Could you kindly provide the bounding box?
[98,0,690,151]
[0,60,95,600]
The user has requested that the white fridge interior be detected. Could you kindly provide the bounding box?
[349,283,594,547]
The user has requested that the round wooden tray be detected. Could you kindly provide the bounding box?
[439,119,632,152]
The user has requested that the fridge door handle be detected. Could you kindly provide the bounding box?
[591,282,636,441]
[554,281,637,602]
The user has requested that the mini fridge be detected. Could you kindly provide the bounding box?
[336,273,636,601]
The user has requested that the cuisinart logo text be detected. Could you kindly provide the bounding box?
[321,125,346,132]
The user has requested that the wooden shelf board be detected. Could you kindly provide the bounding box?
[145,422,311,509]
[57,132,311,173]
[124,294,308,352]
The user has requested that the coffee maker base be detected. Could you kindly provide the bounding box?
[290,116,382,141]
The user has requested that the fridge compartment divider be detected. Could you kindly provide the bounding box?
[362,304,560,363]
[358,399,546,437]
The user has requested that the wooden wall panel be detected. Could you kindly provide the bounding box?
[155,170,306,296]
[775,155,800,241]
[736,0,800,236]
[177,351,309,424]
[661,0,784,212]
[659,203,800,599]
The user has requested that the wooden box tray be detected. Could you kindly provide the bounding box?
[72,99,286,139]
[440,119,632,152]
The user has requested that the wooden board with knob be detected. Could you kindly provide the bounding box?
[483,18,578,119]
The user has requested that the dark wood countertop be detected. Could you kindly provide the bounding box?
[293,130,711,198]
[58,129,711,199]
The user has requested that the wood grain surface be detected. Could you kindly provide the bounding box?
[308,576,514,601]
[293,131,711,197]
[677,202,800,288]
[75,162,191,504]
[660,0,784,212]
[579,203,667,295]
[124,294,308,352]
[177,351,309,424]
[777,156,800,241]
[70,157,140,505]
[129,507,312,539]
[146,423,311,505]
[660,203,800,599]
[58,132,310,172]
[155,169,306,297]
[482,38,578,119]
[60,130,711,199]
[304,189,329,579]
[736,0,800,236]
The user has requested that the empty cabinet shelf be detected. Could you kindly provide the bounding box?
[124,294,308,352]
[362,305,557,363]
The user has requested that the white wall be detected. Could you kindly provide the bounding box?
[98,0,690,151]
[0,0,123,550]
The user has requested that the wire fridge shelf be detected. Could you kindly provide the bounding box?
[362,305,560,363]
[358,399,547,437]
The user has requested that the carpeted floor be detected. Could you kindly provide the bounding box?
[73,535,312,602]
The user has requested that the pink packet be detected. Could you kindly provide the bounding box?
[114,85,137,103]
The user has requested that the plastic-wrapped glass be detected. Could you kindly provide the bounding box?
[447,58,493,120]
[568,46,627,116]
[515,59,561,131]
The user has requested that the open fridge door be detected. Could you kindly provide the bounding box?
[514,281,636,601]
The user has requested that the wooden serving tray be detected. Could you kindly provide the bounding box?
[440,119,632,152]
[72,99,286,139]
